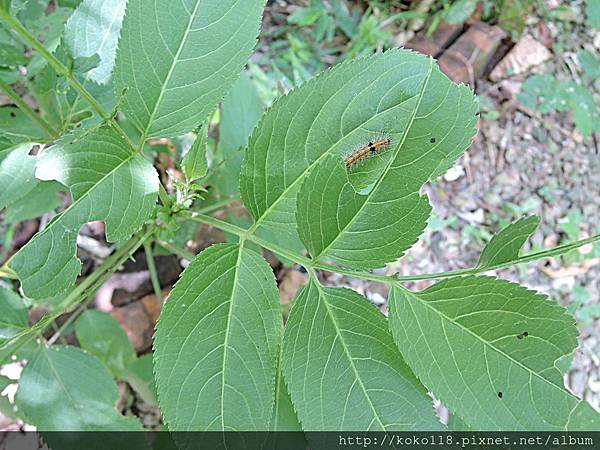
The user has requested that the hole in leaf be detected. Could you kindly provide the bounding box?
[10,111,16,118]
[28,144,41,156]
[430,137,436,143]
[497,392,503,399]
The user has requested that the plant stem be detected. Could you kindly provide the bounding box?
[46,288,96,346]
[395,233,600,281]
[0,266,18,280]
[0,223,16,264]
[0,78,57,138]
[0,229,153,364]
[0,10,108,120]
[57,232,149,312]
[196,197,240,215]
[156,239,195,260]
[190,213,600,285]
[191,213,398,284]
[0,9,135,151]
[158,183,172,207]
[191,213,315,268]
[144,240,164,303]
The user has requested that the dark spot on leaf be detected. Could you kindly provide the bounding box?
[10,111,16,118]
[497,392,503,399]
[430,137,436,143]
[517,331,529,339]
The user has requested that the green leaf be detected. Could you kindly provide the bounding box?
[220,72,263,154]
[10,125,159,299]
[270,350,302,432]
[388,276,600,430]
[75,310,136,378]
[241,49,477,256]
[0,287,28,341]
[446,414,473,431]
[4,180,62,223]
[63,0,126,84]
[579,49,600,80]
[477,215,540,268]
[296,154,429,269]
[23,7,71,75]
[212,71,263,199]
[114,0,264,139]
[587,0,600,28]
[0,142,37,209]
[287,4,324,26]
[518,75,569,113]
[0,109,46,150]
[181,122,208,181]
[445,0,478,24]
[154,243,282,430]
[0,144,62,223]
[124,354,157,406]
[267,366,305,448]
[565,82,600,137]
[0,374,18,420]
[0,42,27,67]
[16,345,143,430]
[282,280,442,430]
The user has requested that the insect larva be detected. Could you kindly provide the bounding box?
[344,137,391,168]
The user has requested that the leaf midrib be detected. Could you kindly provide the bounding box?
[220,243,244,431]
[141,0,203,140]
[315,282,387,431]
[248,64,423,236]
[41,347,94,430]
[400,284,581,406]
[313,58,434,262]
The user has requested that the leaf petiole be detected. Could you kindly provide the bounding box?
[189,213,600,285]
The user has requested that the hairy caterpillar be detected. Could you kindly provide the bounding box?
[343,137,391,168]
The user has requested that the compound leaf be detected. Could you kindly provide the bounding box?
[282,280,442,430]
[241,49,477,262]
[10,124,158,299]
[154,243,282,430]
[388,276,600,430]
[63,0,126,84]
[114,0,264,139]
[17,345,143,430]
[477,215,540,268]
